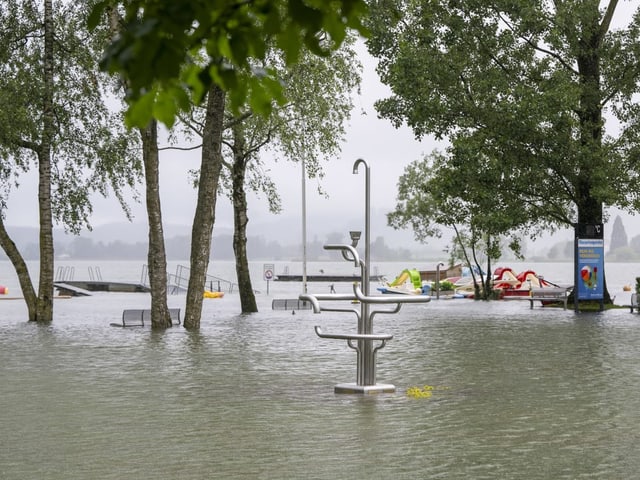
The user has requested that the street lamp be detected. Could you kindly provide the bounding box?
[349,231,361,248]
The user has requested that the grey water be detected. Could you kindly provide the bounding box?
[2,260,640,479]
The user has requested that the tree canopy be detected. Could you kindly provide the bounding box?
[388,150,525,297]
[367,0,640,235]
[0,0,142,321]
[0,0,141,233]
[90,0,368,127]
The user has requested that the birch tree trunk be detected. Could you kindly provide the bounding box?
[0,216,38,320]
[231,125,258,313]
[139,120,172,328]
[35,0,56,322]
[183,85,225,329]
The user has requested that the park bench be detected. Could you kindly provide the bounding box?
[111,308,181,327]
[271,299,312,311]
[529,287,572,309]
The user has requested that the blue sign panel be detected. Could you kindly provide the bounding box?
[577,239,604,300]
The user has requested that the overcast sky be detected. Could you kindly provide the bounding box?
[5,43,442,244]
[5,4,640,249]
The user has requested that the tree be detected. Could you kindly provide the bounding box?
[223,42,360,312]
[388,151,527,299]
[0,0,141,321]
[104,6,173,328]
[183,85,226,330]
[176,40,360,314]
[368,0,640,303]
[139,120,173,328]
[92,0,368,327]
[608,215,628,253]
[91,0,368,127]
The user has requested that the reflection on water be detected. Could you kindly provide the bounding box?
[2,262,640,479]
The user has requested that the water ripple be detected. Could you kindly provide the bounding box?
[3,293,640,479]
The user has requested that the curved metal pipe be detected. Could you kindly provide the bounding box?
[351,283,431,305]
[317,307,360,320]
[298,294,321,313]
[299,293,361,319]
[370,303,403,323]
[352,159,370,296]
[324,244,361,268]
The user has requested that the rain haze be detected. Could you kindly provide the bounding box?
[4,21,640,256]
[5,45,450,253]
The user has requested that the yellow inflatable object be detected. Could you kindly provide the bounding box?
[203,290,224,299]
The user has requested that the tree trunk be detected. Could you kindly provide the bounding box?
[35,0,56,322]
[575,19,612,304]
[139,120,172,328]
[184,85,225,329]
[231,126,258,313]
[0,216,38,320]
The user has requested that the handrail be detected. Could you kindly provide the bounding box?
[323,244,361,268]
[299,293,357,313]
[314,326,392,341]
[351,282,431,304]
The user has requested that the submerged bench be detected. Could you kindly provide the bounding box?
[529,287,572,309]
[272,299,312,311]
[111,308,181,327]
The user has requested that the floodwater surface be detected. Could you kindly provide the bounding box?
[2,261,640,479]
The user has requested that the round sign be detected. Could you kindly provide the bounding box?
[264,269,273,280]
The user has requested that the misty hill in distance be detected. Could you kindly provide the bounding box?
[3,209,639,262]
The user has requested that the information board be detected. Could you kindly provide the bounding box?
[576,238,604,300]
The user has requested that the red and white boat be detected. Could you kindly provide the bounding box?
[493,267,554,298]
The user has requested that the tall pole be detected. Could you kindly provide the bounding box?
[436,262,444,299]
[353,159,370,296]
[353,159,373,385]
[302,158,308,294]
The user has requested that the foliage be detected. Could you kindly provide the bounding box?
[0,0,142,233]
[433,280,455,292]
[367,0,640,233]
[406,384,449,399]
[173,38,360,314]
[0,0,143,321]
[219,38,361,210]
[90,0,368,127]
[388,150,526,259]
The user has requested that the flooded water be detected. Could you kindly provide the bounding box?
[2,260,640,479]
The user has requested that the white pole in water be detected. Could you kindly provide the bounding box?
[436,262,445,299]
[302,158,308,294]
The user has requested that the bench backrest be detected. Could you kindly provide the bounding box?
[121,308,181,326]
[272,299,312,310]
[122,309,146,326]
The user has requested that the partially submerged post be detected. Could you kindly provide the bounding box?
[300,159,431,394]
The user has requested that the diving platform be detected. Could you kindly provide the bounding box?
[54,281,150,296]
[274,273,384,282]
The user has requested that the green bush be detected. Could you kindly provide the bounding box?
[433,280,455,291]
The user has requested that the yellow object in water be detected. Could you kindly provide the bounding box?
[203,290,224,299]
